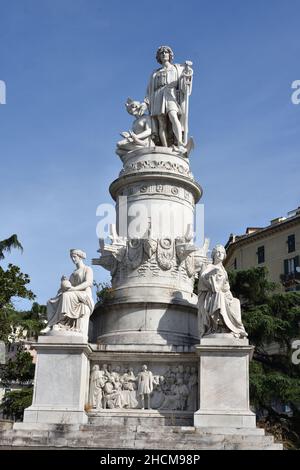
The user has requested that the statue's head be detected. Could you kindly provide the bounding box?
[142,364,147,371]
[156,45,174,64]
[125,98,145,117]
[70,248,86,263]
[211,244,226,263]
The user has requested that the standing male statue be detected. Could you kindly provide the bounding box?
[137,364,154,409]
[145,46,193,152]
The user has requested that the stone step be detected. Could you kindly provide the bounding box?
[0,427,283,450]
[134,433,275,445]
[5,429,273,445]
[82,423,266,436]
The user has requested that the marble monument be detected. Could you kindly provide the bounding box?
[3,46,281,450]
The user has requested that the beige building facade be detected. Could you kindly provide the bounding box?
[224,208,300,292]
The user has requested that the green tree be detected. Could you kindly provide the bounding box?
[0,236,45,342]
[0,388,33,421]
[229,267,300,449]
[0,264,36,343]
[1,349,35,386]
[93,281,114,304]
[0,236,43,420]
[0,347,36,421]
[0,234,23,260]
[0,264,35,310]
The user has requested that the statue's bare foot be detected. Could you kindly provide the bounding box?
[172,144,186,154]
[40,325,51,334]
[53,323,66,331]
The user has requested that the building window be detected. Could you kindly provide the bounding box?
[234,258,237,269]
[282,256,300,290]
[284,256,299,275]
[287,234,295,253]
[257,246,265,264]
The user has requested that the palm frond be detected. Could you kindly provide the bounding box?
[0,235,23,260]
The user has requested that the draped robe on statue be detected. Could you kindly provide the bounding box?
[146,63,189,142]
[198,262,247,338]
[47,266,94,331]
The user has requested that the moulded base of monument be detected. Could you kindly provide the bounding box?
[91,299,199,347]
[0,420,282,450]
[22,335,92,425]
[194,334,256,429]
[87,351,199,417]
[2,337,281,449]
[194,410,256,428]
[88,409,194,427]
[23,407,88,425]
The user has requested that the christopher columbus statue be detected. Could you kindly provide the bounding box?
[145,46,193,153]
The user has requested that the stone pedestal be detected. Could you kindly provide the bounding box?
[194,334,256,428]
[91,298,199,346]
[92,147,204,349]
[23,335,91,425]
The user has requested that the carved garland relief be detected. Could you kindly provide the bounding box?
[120,159,194,179]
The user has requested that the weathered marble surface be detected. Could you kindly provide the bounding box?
[198,244,247,339]
[116,46,193,157]
[194,334,256,428]
[23,336,91,425]
[1,421,282,449]
[43,249,94,340]
[87,362,198,412]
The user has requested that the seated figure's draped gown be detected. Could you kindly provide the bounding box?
[47,265,94,327]
[198,262,247,338]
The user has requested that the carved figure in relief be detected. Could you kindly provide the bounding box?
[88,363,198,412]
[187,366,198,411]
[137,364,154,409]
[89,365,105,409]
[102,377,123,409]
[121,368,138,409]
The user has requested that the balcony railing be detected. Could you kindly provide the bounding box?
[280,271,300,285]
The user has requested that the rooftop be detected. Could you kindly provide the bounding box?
[225,207,300,249]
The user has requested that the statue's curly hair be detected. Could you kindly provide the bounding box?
[156,45,174,64]
[70,248,86,259]
[211,244,226,261]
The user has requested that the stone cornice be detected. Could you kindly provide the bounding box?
[109,171,203,202]
[225,214,300,261]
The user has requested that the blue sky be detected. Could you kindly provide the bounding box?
[1,0,299,308]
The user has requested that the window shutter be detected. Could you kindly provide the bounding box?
[288,234,296,253]
[284,259,289,275]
